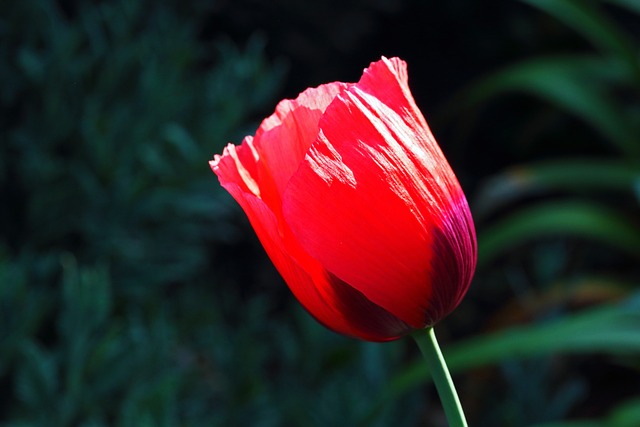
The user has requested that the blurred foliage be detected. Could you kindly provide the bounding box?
[0,0,419,426]
[0,0,287,296]
[1,0,639,426]
[430,0,640,425]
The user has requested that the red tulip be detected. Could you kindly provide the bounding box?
[211,57,476,342]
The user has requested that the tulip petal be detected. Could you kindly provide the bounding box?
[211,137,261,197]
[211,145,411,341]
[283,59,475,328]
[251,82,350,201]
[357,57,414,120]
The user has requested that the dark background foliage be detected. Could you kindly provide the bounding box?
[1,0,639,426]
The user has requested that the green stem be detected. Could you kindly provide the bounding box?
[412,327,468,427]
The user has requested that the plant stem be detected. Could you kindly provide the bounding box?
[413,327,468,427]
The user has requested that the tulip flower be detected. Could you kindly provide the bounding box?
[212,56,476,426]
[211,56,476,342]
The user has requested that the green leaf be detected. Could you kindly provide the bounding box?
[522,0,640,81]
[532,422,606,427]
[382,294,640,409]
[446,293,640,367]
[459,55,640,156]
[604,0,640,14]
[15,341,58,409]
[474,159,640,217]
[532,396,640,426]
[610,397,640,426]
[0,257,50,376]
[478,201,640,267]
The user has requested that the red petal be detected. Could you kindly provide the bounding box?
[357,57,414,119]
[210,98,412,341]
[282,58,475,328]
[250,82,350,204]
[211,138,261,197]
[212,57,475,338]
[211,174,411,341]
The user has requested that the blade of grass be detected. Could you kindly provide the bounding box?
[522,0,640,83]
[477,201,640,267]
[532,396,640,427]
[375,293,640,416]
[458,56,639,156]
[474,159,640,218]
[604,0,640,14]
